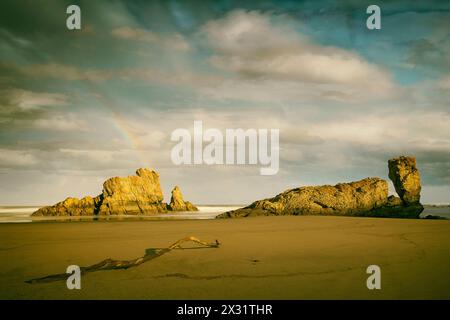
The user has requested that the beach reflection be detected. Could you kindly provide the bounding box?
[0,206,242,223]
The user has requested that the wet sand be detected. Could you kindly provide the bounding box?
[1,216,450,299]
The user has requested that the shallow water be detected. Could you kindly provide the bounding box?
[421,206,450,219]
[0,205,242,223]
[1,205,449,223]
[0,206,39,223]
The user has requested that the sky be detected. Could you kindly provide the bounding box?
[0,0,449,205]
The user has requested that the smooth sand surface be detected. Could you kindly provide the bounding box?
[1,216,450,299]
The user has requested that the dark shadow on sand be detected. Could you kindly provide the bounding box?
[26,237,220,284]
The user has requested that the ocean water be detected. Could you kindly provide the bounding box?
[421,206,450,219]
[0,207,38,223]
[0,205,449,223]
[0,206,242,223]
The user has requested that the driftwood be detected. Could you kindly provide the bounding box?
[26,236,220,284]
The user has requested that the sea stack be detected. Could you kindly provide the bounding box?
[96,168,167,215]
[169,186,198,211]
[217,156,424,219]
[32,168,198,216]
[388,156,422,205]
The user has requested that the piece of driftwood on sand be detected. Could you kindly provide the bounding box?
[26,236,220,284]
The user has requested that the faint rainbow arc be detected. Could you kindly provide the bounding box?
[82,80,150,167]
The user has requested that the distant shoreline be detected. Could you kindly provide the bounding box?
[0,204,248,208]
[1,204,449,209]
[1,204,449,224]
[0,205,243,224]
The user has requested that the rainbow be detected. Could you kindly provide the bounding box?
[82,80,151,167]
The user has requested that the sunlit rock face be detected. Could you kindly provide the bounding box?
[97,168,167,215]
[32,196,97,216]
[32,168,198,216]
[217,177,389,218]
[169,186,198,212]
[388,156,422,205]
[218,156,424,219]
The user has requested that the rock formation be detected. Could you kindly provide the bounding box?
[33,196,97,216]
[217,178,389,218]
[97,168,167,215]
[217,156,424,219]
[388,156,421,205]
[32,168,198,216]
[169,186,198,211]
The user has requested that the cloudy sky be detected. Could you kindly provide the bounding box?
[0,0,449,205]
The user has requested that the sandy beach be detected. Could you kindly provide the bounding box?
[1,216,450,299]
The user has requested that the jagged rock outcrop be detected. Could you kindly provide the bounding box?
[97,168,167,215]
[217,178,388,218]
[169,186,198,211]
[33,196,97,216]
[217,156,424,219]
[388,156,421,205]
[32,168,198,216]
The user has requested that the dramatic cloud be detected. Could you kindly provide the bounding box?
[4,89,68,110]
[0,149,38,167]
[112,26,190,51]
[0,87,84,132]
[0,1,449,205]
[19,64,114,82]
[0,88,68,111]
[309,111,450,146]
[201,10,395,93]
[33,114,88,131]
